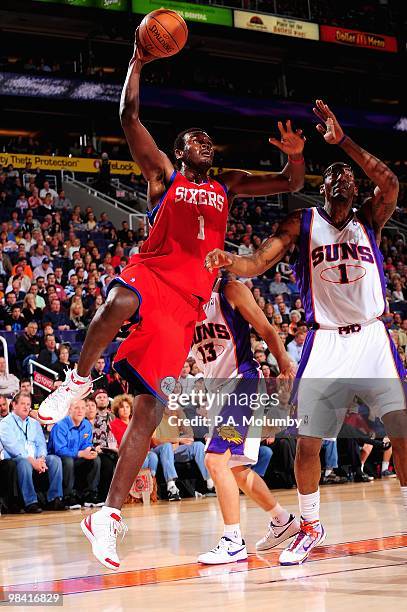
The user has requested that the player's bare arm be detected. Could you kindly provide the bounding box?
[224,281,295,378]
[120,30,174,208]
[313,99,399,238]
[219,120,305,198]
[205,209,302,276]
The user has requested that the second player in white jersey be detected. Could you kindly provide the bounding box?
[295,206,386,328]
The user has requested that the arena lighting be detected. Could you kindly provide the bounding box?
[394,117,407,132]
[0,72,403,132]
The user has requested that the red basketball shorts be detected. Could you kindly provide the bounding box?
[107,262,202,404]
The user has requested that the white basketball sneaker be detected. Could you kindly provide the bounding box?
[38,369,93,424]
[256,514,300,551]
[198,536,248,565]
[81,509,128,570]
[279,519,326,565]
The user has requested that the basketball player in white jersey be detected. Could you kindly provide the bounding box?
[191,277,299,564]
[204,100,407,565]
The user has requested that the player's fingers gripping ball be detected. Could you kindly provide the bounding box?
[138,9,188,59]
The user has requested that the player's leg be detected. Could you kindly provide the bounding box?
[81,393,164,569]
[232,465,299,551]
[279,436,326,565]
[38,285,138,424]
[197,451,248,564]
[382,410,407,497]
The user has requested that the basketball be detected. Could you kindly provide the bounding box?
[138,9,188,59]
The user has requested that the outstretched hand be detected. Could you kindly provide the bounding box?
[132,27,156,64]
[269,120,305,157]
[204,249,233,273]
[313,99,345,145]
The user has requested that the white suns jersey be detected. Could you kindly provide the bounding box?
[191,278,259,390]
[293,207,386,328]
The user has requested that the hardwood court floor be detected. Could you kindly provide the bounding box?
[1,480,407,611]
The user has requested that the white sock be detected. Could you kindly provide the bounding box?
[101,505,121,517]
[361,462,365,472]
[298,490,320,524]
[325,468,333,477]
[72,370,90,382]
[207,478,214,489]
[223,523,242,544]
[401,486,407,511]
[382,461,389,472]
[269,503,290,526]
[167,480,177,491]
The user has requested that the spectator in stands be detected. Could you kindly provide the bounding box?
[33,257,53,280]
[269,272,289,296]
[52,344,73,379]
[43,299,70,330]
[28,187,41,210]
[39,181,58,203]
[38,334,58,368]
[5,305,26,331]
[47,399,101,509]
[0,357,19,397]
[0,395,9,420]
[152,407,214,500]
[117,220,133,244]
[91,357,109,391]
[288,310,302,335]
[94,153,112,195]
[0,392,65,512]
[85,212,97,232]
[85,398,97,426]
[277,302,291,324]
[54,189,72,212]
[0,244,13,280]
[98,212,114,235]
[286,330,306,364]
[29,282,46,310]
[392,280,406,302]
[22,293,43,324]
[179,361,195,395]
[69,297,87,330]
[286,273,299,295]
[15,320,40,370]
[92,388,116,503]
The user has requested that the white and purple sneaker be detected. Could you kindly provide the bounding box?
[279,518,326,565]
[198,536,248,565]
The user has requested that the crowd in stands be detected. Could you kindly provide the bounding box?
[0,153,403,513]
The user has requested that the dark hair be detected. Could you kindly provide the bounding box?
[323,162,353,179]
[173,128,208,167]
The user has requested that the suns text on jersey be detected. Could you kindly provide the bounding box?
[311,242,374,267]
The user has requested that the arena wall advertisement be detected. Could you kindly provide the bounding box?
[319,25,398,53]
[0,152,140,175]
[234,11,319,41]
[132,0,233,26]
[35,0,127,9]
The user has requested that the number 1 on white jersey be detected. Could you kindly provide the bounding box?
[197,215,205,240]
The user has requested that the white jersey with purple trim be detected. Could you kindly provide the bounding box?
[191,278,259,391]
[293,207,386,328]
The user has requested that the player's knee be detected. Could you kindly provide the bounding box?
[383,410,407,440]
[296,437,322,461]
[204,452,226,476]
[103,287,139,323]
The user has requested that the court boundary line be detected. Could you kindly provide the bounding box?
[2,534,407,596]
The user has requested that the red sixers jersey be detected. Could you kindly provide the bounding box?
[128,170,228,302]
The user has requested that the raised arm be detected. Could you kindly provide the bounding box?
[120,32,174,206]
[224,281,295,378]
[219,120,305,198]
[205,210,302,276]
[313,99,399,237]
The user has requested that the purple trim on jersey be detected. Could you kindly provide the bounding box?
[206,368,260,456]
[317,207,353,231]
[360,220,387,313]
[385,326,406,379]
[218,278,259,374]
[292,208,314,324]
[146,169,177,226]
[290,329,316,406]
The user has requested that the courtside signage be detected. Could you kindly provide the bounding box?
[320,25,397,53]
[35,0,127,10]
[0,153,140,175]
[133,0,233,26]
[234,11,319,40]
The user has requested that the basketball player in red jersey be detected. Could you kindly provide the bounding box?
[38,32,305,568]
